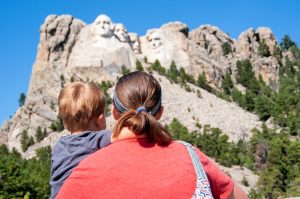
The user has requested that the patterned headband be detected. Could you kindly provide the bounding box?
[113,92,162,115]
[113,93,128,113]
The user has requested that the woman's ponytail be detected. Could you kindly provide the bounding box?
[113,107,172,145]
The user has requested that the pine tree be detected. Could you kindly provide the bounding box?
[20,130,34,152]
[236,59,255,87]
[11,147,21,158]
[121,65,131,75]
[196,127,235,166]
[248,189,264,199]
[280,35,296,50]
[258,39,271,57]
[222,42,232,56]
[135,60,144,71]
[231,87,244,106]
[167,118,189,140]
[35,127,47,142]
[50,116,64,132]
[60,74,65,88]
[242,90,255,111]
[0,144,9,155]
[28,136,34,147]
[35,127,43,142]
[18,93,26,107]
[241,176,249,187]
[222,72,233,95]
[259,135,291,198]
[255,95,271,121]
[20,130,29,152]
[197,73,212,92]
[167,60,179,83]
[236,59,260,94]
[96,81,113,115]
[144,56,148,63]
[272,45,282,61]
[50,101,55,111]
[151,60,166,75]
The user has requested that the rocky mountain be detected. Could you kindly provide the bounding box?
[3,14,293,192]
[1,13,286,155]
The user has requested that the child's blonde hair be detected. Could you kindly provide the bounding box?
[58,82,105,132]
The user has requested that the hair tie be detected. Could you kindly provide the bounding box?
[136,106,147,114]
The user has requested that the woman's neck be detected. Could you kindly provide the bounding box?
[111,127,146,143]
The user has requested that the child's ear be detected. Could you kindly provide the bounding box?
[154,106,164,120]
[112,104,120,120]
[96,113,106,130]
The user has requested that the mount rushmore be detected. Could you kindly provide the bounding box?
[0,14,285,160]
[41,14,280,88]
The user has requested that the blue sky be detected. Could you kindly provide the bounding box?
[0,0,299,126]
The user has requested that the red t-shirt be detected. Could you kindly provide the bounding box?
[57,138,233,199]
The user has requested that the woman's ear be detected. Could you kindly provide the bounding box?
[112,104,120,120]
[154,106,164,120]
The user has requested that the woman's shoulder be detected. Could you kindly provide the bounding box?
[170,141,208,158]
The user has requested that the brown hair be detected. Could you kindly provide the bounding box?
[113,71,172,146]
[58,82,105,133]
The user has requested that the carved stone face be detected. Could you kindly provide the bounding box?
[129,33,141,53]
[147,31,162,49]
[93,14,113,37]
[114,23,128,42]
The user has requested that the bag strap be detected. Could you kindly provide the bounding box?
[177,141,213,199]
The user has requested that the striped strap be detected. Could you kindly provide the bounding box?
[177,141,214,199]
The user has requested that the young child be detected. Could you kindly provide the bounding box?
[50,82,111,199]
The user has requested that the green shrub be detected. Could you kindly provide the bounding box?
[135,60,144,71]
[258,39,270,57]
[0,146,51,198]
[242,176,249,187]
[50,101,55,111]
[50,116,64,132]
[197,73,212,92]
[222,72,233,95]
[222,42,232,56]
[0,144,9,155]
[20,130,34,152]
[121,65,131,75]
[35,127,48,142]
[150,60,166,75]
[96,81,113,115]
